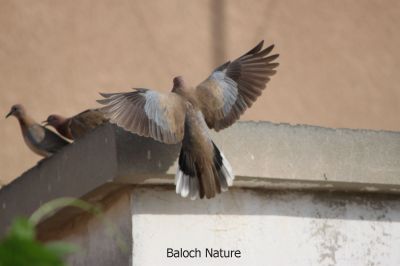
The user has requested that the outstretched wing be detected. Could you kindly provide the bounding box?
[97,89,187,144]
[195,40,279,131]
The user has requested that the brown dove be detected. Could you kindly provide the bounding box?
[98,40,279,199]
[44,109,108,140]
[6,104,70,157]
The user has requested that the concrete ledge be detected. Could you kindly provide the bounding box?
[212,122,400,192]
[0,121,399,236]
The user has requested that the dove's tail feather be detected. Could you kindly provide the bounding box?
[175,148,199,200]
[212,142,235,192]
[175,142,234,200]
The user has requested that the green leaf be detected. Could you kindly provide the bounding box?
[8,218,35,240]
[0,198,104,266]
[46,241,79,257]
[0,218,75,266]
[0,236,65,266]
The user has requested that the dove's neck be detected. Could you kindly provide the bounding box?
[53,116,69,128]
[16,114,40,142]
[17,113,36,128]
[173,87,198,106]
[56,118,72,138]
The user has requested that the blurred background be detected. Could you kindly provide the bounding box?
[1,0,399,185]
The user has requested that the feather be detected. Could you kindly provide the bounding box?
[195,41,279,131]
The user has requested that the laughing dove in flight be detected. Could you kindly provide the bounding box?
[6,104,70,157]
[44,109,108,140]
[98,40,279,199]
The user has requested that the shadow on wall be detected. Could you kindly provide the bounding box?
[132,187,400,222]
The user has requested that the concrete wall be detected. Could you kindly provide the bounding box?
[56,187,400,266]
[1,0,400,184]
[0,117,396,265]
[55,190,133,266]
[132,188,400,266]
[2,122,399,238]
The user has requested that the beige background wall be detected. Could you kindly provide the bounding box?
[1,0,399,184]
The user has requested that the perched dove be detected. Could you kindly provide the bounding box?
[6,104,70,157]
[98,40,279,199]
[44,109,108,140]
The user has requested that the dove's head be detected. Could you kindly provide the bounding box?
[43,114,66,127]
[6,104,26,119]
[171,76,186,94]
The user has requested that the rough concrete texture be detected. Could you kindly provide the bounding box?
[0,124,118,236]
[212,122,400,190]
[60,190,132,266]
[0,121,399,238]
[1,0,400,184]
[132,187,400,266]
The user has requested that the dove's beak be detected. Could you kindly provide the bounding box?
[5,110,13,118]
[42,120,49,126]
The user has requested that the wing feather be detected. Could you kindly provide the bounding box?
[28,125,69,154]
[195,40,279,131]
[98,89,186,144]
[69,109,108,139]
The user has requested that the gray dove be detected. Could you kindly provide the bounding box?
[98,40,279,199]
[44,109,108,140]
[6,104,69,157]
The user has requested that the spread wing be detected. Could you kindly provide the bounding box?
[97,88,187,144]
[195,40,279,131]
[70,109,108,138]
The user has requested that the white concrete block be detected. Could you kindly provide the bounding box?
[132,188,400,266]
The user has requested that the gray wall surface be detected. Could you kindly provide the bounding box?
[0,121,398,265]
[62,191,132,266]
[2,0,400,185]
[61,187,400,266]
[2,122,399,237]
